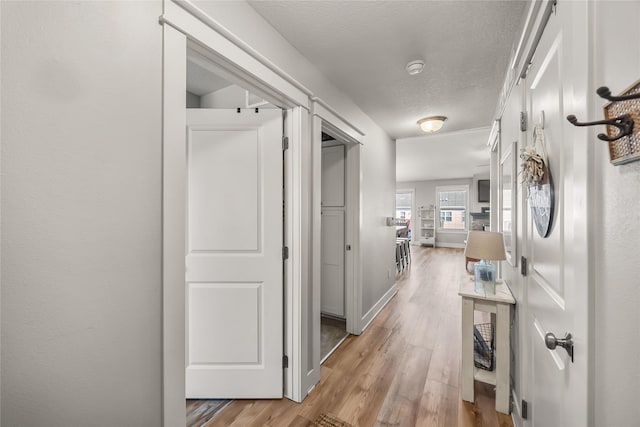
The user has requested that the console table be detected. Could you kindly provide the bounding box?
[459,278,515,414]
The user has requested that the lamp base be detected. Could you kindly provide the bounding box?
[474,260,497,295]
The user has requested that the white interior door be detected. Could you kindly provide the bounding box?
[185,108,283,398]
[321,210,345,317]
[523,5,589,426]
[320,144,346,318]
[321,145,345,207]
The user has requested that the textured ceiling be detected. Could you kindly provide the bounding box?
[248,1,527,141]
[396,127,491,182]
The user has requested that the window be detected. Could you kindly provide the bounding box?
[395,191,413,222]
[440,211,452,222]
[437,186,468,231]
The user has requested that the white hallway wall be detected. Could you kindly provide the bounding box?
[1,1,163,426]
[1,1,396,425]
[191,1,397,320]
[593,2,640,425]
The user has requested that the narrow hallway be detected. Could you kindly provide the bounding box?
[206,247,513,427]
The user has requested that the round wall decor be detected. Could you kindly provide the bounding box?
[520,125,555,238]
[528,167,554,238]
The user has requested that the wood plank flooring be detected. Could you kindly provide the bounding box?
[204,247,514,427]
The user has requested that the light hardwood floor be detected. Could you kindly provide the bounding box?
[204,247,514,427]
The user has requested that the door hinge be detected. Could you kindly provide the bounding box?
[521,256,528,276]
[521,399,528,419]
[282,355,289,369]
[520,111,528,132]
[283,246,289,260]
[282,136,289,151]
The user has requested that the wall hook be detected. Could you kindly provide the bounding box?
[597,86,640,102]
[566,114,634,142]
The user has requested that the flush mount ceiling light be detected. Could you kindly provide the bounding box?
[417,116,447,133]
[405,60,425,76]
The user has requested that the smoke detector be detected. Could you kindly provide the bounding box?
[406,60,425,76]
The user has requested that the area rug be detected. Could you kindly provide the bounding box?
[312,413,354,427]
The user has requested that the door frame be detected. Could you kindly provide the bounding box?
[303,100,364,397]
[161,2,313,424]
[312,100,364,334]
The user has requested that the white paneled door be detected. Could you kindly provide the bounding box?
[321,145,345,207]
[524,3,589,426]
[321,210,345,317]
[185,109,283,398]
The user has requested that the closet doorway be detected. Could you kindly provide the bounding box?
[181,42,289,424]
[320,132,349,361]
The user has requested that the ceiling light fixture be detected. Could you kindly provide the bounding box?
[405,60,425,76]
[417,116,447,133]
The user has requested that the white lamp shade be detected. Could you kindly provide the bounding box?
[464,230,506,261]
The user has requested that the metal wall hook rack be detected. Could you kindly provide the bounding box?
[566,113,634,142]
[566,79,640,165]
[596,86,640,102]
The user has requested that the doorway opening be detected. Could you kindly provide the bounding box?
[319,131,350,362]
[183,44,286,423]
[163,15,364,421]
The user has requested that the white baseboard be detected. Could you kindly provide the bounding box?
[435,242,466,249]
[359,283,398,333]
[511,388,523,427]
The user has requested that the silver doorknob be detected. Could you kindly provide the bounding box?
[545,332,574,363]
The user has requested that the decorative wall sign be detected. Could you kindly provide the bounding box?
[520,124,555,238]
[528,168,554,238]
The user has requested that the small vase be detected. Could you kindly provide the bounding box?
[474,260,496,295]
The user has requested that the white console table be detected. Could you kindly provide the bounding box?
[459,279,515,414]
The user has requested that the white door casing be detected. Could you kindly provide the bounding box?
[523,3,590,425]
[185,108,283,398]
[161,2,316,416]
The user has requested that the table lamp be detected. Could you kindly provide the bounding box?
[464,231,506,295]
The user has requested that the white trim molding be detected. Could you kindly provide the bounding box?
[311,96,365,143]
[312,100,364,336]
[162,25,188,427]
[170,0,313,98]
[284,106,307,402]
[360,284,398,333]
[161,0,310,109]
[436,242,467,249]
[493,0,556,121]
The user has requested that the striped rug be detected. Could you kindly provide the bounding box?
[312,413,354,427]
